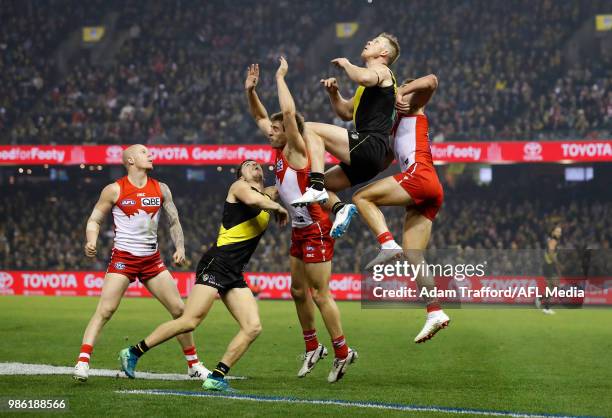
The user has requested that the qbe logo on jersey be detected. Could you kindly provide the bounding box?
[141,197,161,207]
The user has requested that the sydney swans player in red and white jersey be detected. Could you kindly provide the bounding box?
[246,58,357,383]
[353,75,450,343]
[73,144,209,381]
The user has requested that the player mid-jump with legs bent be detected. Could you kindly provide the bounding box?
[291,33,400,239]
[353,75,450,343]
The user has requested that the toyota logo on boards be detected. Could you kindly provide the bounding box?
[106,145,124,163]
[523,142,543,161]
[0,272,14,290]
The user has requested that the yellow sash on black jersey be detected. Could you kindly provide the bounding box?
[217,210,270,247]
[206,191,271,273]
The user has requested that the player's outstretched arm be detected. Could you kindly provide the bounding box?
[331,57,389,87]
[396,74,438,113]
[245,63,272,136]
[160,182,186,266]
[231,181,288,226]
[84,183,118,258]
[320,77,353,121]
[275,57,307,155]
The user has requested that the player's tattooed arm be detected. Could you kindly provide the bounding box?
[331,58,389,87]
[160,182,186,266]
[245,63,273,136]
[84,183,118,258]
[396,74,438,114]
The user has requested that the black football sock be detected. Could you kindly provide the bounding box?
[129,340,149,358]
[332,202,346,215]
[309,172,325,191]
[211,362,230,379]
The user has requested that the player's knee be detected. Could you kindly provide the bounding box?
[352,191,365,207]
[244,321,262,340]
[311,288,331,306]
[290,285,307,301]
[181,316,200,333]
[169,304,185,319]
[96,303,118,321]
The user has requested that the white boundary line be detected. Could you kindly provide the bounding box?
[117,389,598,418]
[0,362,246,381]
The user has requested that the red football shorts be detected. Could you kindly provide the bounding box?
[106,248,167,282]
[290,220,334,263]
[394,162,444,221]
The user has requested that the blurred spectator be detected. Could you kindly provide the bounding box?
[2,0,610,145]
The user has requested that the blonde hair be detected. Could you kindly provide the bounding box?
[378,32,400,65]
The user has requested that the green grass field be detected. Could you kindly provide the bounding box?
[0,296,610,417]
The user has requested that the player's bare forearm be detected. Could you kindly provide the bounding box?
[399,74,438,95]
[246,85,272,135]
[234,182,283,212]
[246,88,268,121]
[276,66,307,153]
[276,74,296,117]
[84,184,116,257]
[85,216,101,245]
[329,91,353,121]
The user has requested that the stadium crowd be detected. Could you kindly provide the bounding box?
[2,177,610,273]
[2,0,610,145]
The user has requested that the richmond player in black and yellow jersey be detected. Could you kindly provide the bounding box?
[536,225,563,314]
[290,33,400,239]
[119,160,288,392]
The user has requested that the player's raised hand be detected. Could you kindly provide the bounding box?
[245,64,259,90]
[275,206,289,227]
[172,248,186,266]
[395,93,413,114]
[276,57,288,78]
[331,57,350,69]
[84,241,97,258]
[320,77,339,94]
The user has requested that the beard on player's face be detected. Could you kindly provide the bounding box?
[271,135,287,149]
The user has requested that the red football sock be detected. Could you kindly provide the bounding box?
[377,232,394,245]
[426,302,441,313]
[78,344,93,363]
[183,346,199,367]
[303,329,319,352]
[332,335,349,359]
